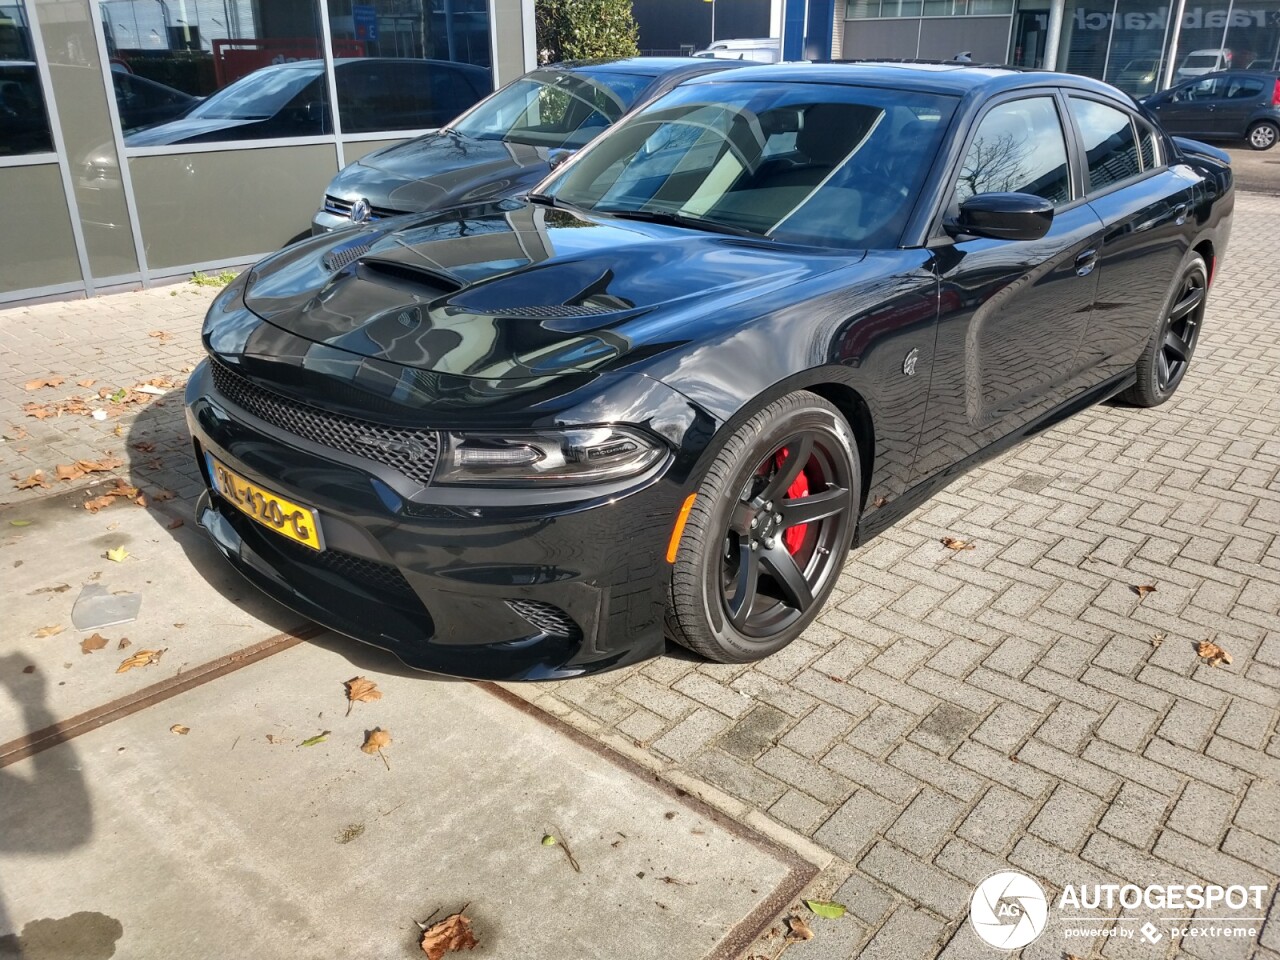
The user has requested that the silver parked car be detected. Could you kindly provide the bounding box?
[312,57,745,234]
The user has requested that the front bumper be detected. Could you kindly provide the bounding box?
[186,361,681,680]
[311,209,350,235]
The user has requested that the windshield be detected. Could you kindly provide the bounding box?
[450,69,653,148]
[187,64,320,120]
[542,81,957,248]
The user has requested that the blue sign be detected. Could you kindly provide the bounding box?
[352,4,379,42]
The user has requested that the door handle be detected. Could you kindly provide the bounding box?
[1075,249,1099,276]
[1172,202,1189,225]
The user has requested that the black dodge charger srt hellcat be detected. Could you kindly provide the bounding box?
[187,62,1233,679]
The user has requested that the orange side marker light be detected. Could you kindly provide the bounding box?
[665,494,697,563]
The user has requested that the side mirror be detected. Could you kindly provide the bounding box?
[547,148,575,169]
[947,192,1054,242]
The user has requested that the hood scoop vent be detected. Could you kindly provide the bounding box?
[358,257,462,296]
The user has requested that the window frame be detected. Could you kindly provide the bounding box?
[927,87,1086,244]
[1063,93,1159,199]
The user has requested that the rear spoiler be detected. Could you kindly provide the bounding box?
[1171,136,1231,165]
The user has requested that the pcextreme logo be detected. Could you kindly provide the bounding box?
[970,872,1049,949]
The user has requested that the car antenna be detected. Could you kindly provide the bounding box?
[953,51,973,62]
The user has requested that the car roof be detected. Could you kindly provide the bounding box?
[686,59,1131,101]
[550,56,741,78]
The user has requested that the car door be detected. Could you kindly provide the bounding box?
[1215,73,1269,137]
[1068,97,1196,383]
[913,91,1106,480]
[1148,77,1223,137]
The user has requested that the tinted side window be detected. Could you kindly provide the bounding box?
[1225,77,1266,99]
[953,96,1071,208]
[1070,98,1141,192]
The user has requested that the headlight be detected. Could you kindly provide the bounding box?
[435,426,665,486]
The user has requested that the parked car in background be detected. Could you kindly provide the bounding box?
[1113,57,1164,96]
[1144,69,1280,149]
[110,70,197,133]
[692,38,781,63]
[1175,48,1233,81]
[124,58,490,147]
[312,57,744,233]
[188,61,1231,679]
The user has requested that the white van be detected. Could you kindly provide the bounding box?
[693,38,781,63]
[1175,48,1233,81]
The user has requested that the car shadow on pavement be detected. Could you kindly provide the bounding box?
[0,658,105,960]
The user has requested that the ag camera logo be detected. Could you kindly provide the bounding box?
[970,871,1049,949]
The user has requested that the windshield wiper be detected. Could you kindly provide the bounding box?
[593,207,766,239]
[526,192,592,216]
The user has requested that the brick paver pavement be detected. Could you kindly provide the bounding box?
[2,194,1278,959]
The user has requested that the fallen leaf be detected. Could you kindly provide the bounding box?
[1151,633,1166,648]
[541,834,557,846]
[361,728,392,769]
[940,536,976,551]
[166,517,184,530]
[148,330,173,341]
[336,823,364,844]
[151,488,176,502]
[298,730,330,747]
[785,915,814,942]
[132,441,156,453]
[828,674,846,683]
[22,665,35,674]
[170,724,190,735]
[804,899,847,919]
[106,546,129,563]
[1196,639,1233,667]
[28,583,70,595]
[117,637,131,650]
[24,376,65,390]
[80,633,109,654]
[11,470,50,490]
[873,495,889,508]
[419,910,478,960]
[35,625,65,638]
[116,648,166,672]
[660,876,694,886]
[9,519,33,527]
[83,495,115,513]
[77,378,96,388]
[55,463,85,481]
[133,492,149,507]
[1133,584,1157,598]
[4,424,29,440]
[344,676,382,714]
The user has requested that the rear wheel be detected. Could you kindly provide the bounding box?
[1247,120,1278,151]
[665,392,860,663]
[1119,253,1207,408]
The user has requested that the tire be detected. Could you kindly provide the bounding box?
[1247,120,1278,151]
[665,391,860,663]
[1119,253,1208,408]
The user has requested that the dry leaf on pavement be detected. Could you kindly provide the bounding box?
[1196,639,1233,667]
[35,625,65,638]
[419,910,478,960]
[940,536,975,551]
[117,637,131,650]
[785,915,815,942]
[170,724,190,735]
[1151,633,1166,647]
[298,731,330,747]
[147,330,172,341]
[24,376,65,390]
[361,727,392,770]
[11,471,50,490]
[1133,584,1157,598]
[116,648,166,673]
[106,546,129,563]
[166,517,184,529]
[344,676,382,714]
[80,633,109,654]
[77,378,96,388]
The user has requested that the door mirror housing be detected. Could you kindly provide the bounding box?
[547,148,575,169]
[947,192,1054,242]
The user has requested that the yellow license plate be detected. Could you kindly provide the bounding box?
[206,454,324,552]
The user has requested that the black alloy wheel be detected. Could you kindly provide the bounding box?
[666,392,860,662]
[1121,253,1208,408]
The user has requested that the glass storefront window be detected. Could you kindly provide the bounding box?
[0,1,54,156]
[100,0,331,146]
[325,0,492,135]
[1104,0,1172,95]
[1056,0,1115,79]
[1225,0,1280,72]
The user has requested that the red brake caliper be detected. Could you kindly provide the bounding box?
[774,448,810,555]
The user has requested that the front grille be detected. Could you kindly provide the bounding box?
[323,195,404,221]
[276,536,418,602]
[209,360,439,485]
[506,599,581,639]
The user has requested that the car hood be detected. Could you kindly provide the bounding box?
[331,133,550,212]
[124,116,259,146]
[234,199,861,382]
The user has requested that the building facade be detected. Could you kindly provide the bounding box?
[0,0,536,304]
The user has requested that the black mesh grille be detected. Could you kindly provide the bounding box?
[505,599,581,639]
[275,535,418,602]
[323,241,372,271]
[209,360,439,485]
[487,304,614,319]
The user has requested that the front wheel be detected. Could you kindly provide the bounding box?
[665,392,860,663]
[1119,253,1208,408]
[1247,120,1278,151]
